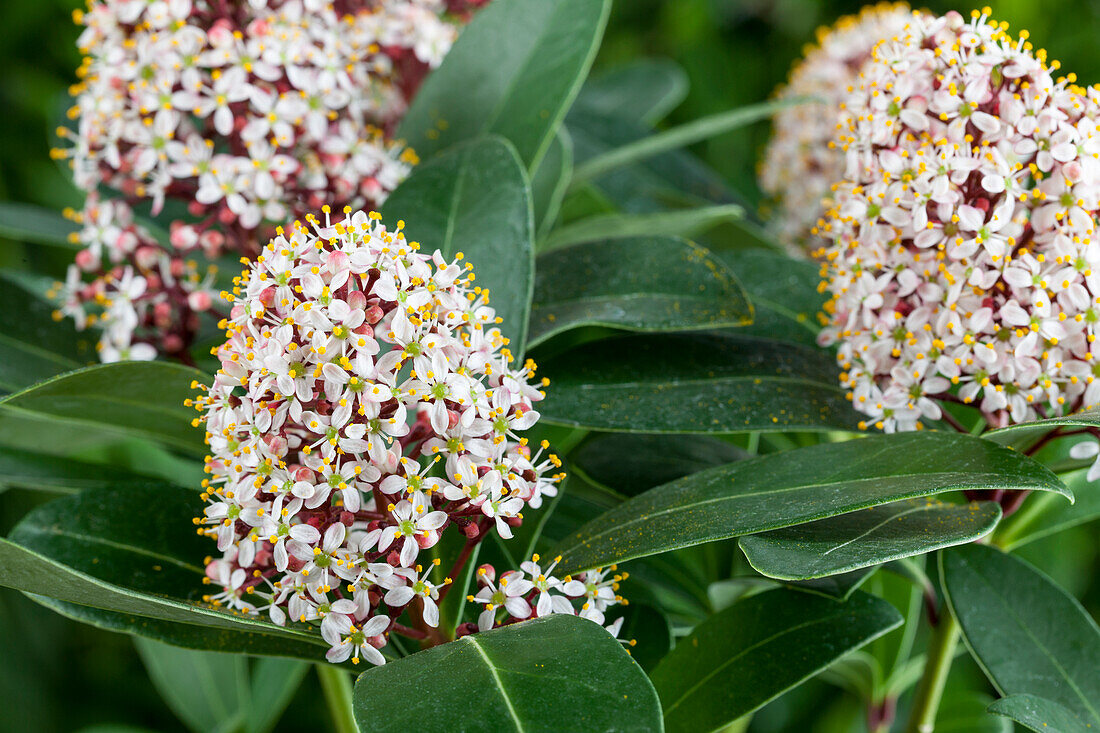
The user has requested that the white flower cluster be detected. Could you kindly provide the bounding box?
[192,208,622,665]
[469,559,628,636]
[52,193,217,361]
[759,2,912,252]
[818,9,1100,433]
[56,0,473,361]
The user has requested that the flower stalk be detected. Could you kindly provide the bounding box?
[904,600,961,733]
[317,664,358,733]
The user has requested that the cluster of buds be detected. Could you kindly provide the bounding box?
[759,2,912,252]
[816,9,1100,435]
[55,0,484,362]
[192,207,623,664]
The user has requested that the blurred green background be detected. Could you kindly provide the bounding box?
[2,0,1099,730]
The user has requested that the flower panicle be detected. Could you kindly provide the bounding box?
[190,206,622,665]
[815,10,1100,438]
[57,0,469,362]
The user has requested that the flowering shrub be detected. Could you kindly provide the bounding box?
[54,0,481,362]
[4,2,1100,731]
[192,207,624,663]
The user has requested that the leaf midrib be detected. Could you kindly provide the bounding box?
[465,634,525,732]
[661,611,854,716]
[0,331,82,370]
[549,374,845,393]
[480,2,565,146]
[18,523,205,575]
[533,291,742,312]
[955,555,1100,723]
[819,503,946,557]
[559,465,1056,570]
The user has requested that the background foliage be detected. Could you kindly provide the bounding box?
[2,0,1100,730]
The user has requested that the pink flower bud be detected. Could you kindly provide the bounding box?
[476,563,495,583]
[74,248,97,271]
[347,290,366,310]
[188,290,213,312]
[170,223,199,250]
[134,246,161,270]
[163,334,184,353]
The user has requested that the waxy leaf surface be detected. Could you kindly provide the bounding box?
[382,136,534,354]
[942,544,1100,726]
[0,362,208,454]
[987,694,1092,733]
[740,499,1002,580]
[397,0,610,170]
[535,332,861,433]
[1,486,329,661]
[649,589,902,733]
[553,432,1065,574]
[353,615,661,732]
[529,236,751,347]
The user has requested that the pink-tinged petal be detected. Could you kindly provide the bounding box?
[326,644,352,664]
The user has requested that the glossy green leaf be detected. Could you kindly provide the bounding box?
[30,595,330,662]
[397,0,610,170]
[649,589,902,733]
[573,58,688,125]
[381,136,534,354]
[535,332,861,433]
[135,639,308,733]
[531,128,573,236]
[565,108,735,213]
[0,272,93,391]
[529,236,752,347]
[0,201,78,247]
[996,468,1100,549]
[987,694,1092,733]
[984,407,1100,446]
[0,362,208,455]
[248,659,310,733]
[135,638,249,733]
[0,446,176,493]
[572,98,805,185]
[715,249,825,346]
[941,544,1100,726]
[936,692,1012,733]
[790,567,877,600]
[353,615,661,732]
[571,433,748,496]
[740,499,1002,580]
[1,486,328,660]
[553,432,1066,574]
[539,204,743,252]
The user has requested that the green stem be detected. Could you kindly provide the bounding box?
[569,97,812,185]
[993,490,1055,550]
[317,664,358,733]
[904,605,961,733]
